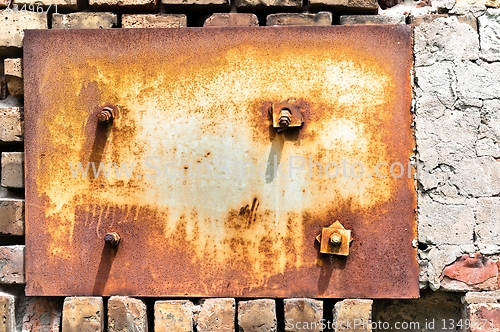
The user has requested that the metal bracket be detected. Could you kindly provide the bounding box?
[316,220,353,256]
[271,101,304,132]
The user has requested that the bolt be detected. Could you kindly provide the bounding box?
[104,232,121,247]
[278,108,292,129]
[97,107,114,123]
[330,232,342,246]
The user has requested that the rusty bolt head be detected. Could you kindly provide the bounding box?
[97,107,114,123]
[329,232,342,246]
[278,108,292,129]
[104,232,121,247]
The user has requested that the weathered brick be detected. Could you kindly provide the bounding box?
[1,152,24,189]
[163,0,229,9]
[62,297,104,332]
[0,199,24,235]
[0,292,15,332]
[204,13,258,26]
[236,0,301,10]
[408,14,448,26]
[197,298,235,332]
[4,58,21,78]
[441,277,498,292]
[339,14,405,24]
[238,299,277,332]
[4,58,22,97]
[52,12,117,29]
[155,300,194,332]
[463,291,500,304]
[0,10,47,57]
[90,0,157,11]
[266,12,332,26]
[332,299,372,332]
[22,298,62,332]
[0,245,24,284]
[308,0,377,14]
[122,14,186,28]
[108,296,147,332]
[0,107,23,142]
[468,303,500,332]
[284,298,323,332]
[442,253,498,286]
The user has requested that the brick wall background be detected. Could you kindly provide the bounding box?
[0,0,499,328]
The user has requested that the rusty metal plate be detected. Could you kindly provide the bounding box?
[24,26,418,298]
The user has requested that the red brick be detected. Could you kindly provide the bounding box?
[108,296,147,332]
[441,275,498,292]
[22,298,62,332]
[0,245,24,284]
[62,297,104,332]
[497,261,500,289]
[468,303,500,332]
[238,299,276,332]
[204,13,258,27]
[442,252,498,285]
[197,298,235,332]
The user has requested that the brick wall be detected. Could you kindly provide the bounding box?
[1,0,500,328]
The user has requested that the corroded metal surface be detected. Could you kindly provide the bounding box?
[316,221,352,256]
[24,26,418,298]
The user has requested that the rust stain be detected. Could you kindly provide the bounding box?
[24,26,418,298]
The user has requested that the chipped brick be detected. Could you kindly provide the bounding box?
[22,298,62,332]
[204,13,258,26]
[197,298,235,332]
[0,245,24,284]
[442,253,498,285]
